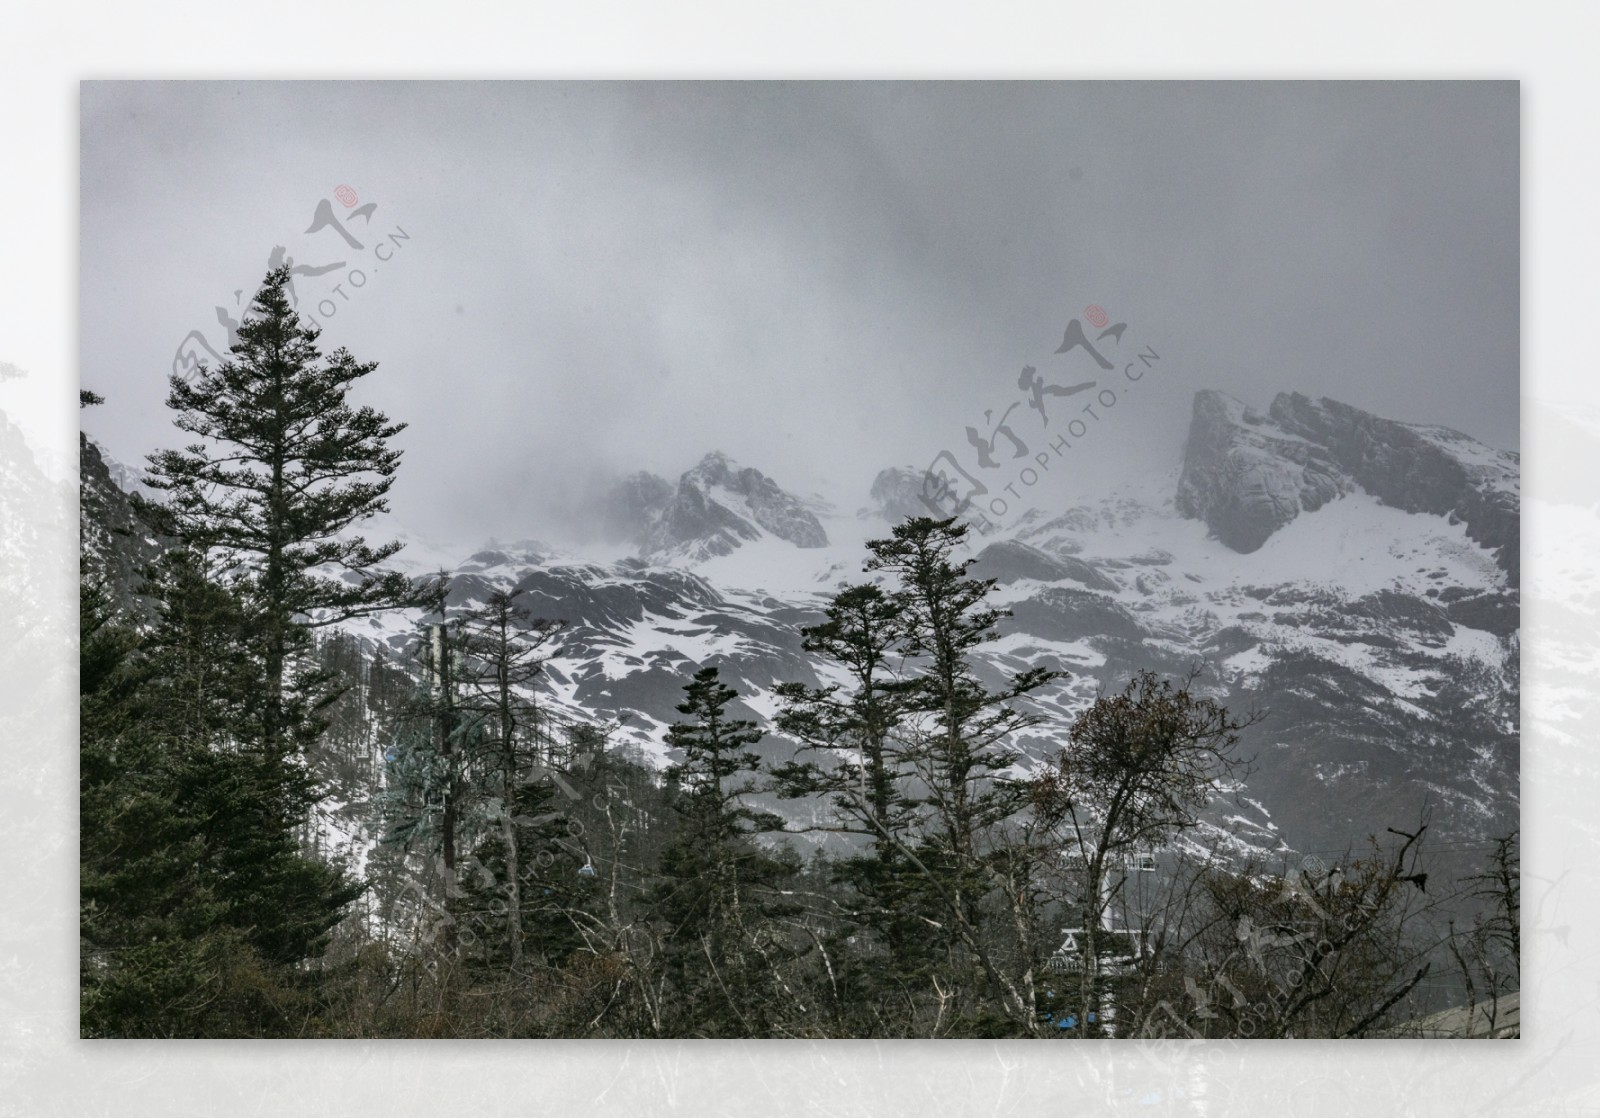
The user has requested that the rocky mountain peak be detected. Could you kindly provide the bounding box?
[1176,390,1519,583]
[599,470,675,546]
[603,452,829,564]
[868,466,935,524]
[683,450,739,488]
[1175,389,1351,553]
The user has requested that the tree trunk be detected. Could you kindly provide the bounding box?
[433,622,457,953]
[499,619,524,969]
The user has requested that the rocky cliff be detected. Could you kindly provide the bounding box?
[80,433,168,620]
[603,452,829,563]
[1177,390,1519,585]
[1175,391,1350,553]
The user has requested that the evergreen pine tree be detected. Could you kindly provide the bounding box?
[80,575,361,1037]
[454,588,566,968]
[771,582,939,1024]
[83,265,420,1035]
[374,625,479,955]
[650,667,798,1036]
[862,516,1062,1033]
[142,264,420,756]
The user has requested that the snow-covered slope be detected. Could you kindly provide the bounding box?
[1177,390,1519,583]
[340,391,1517,860]
[81,387,1520,871]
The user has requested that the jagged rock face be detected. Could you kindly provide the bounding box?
[431,553,826,731]
[1269,393,1520,585]
[685,452,829,548]
[1176,391,1519,585]
[1438,587,1519,638]
[643,478,764,560]
[1175,390,1351,552]
[599,471,674,546]
[80,434,168,620]
[612,452,829,563]
[869,466,934,523]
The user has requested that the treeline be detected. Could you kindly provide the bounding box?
[81,269,1518,1039]
[345,522,1517,1040]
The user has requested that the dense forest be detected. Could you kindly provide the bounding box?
[80,269,1519,1039]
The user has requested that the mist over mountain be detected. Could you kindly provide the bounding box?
[83,387,1519,868]
[597,451,830,563]
[71,79,1532,1050]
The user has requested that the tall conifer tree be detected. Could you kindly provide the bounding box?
[650,668,798,1035]
[143,265,419,755]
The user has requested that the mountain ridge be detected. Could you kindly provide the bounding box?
[1176,389,1519,584]
[600,451,830,563]
[79,387,1520,867]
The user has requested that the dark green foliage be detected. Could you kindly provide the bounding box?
[860,516,1062,1033]
[451,778,594,972]
[773,583,913,855]
[865,516,1060,844]
[80,580,361,1037]
[84,438,1516,1040]
[140,265,421,755]
[82,266,415,1036]
[650,668,803,1035]
[772,581,942,1023]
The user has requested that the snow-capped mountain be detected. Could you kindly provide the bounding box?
[340,390,1516,860]
[81,388,1521,866]
[600,452,829,563]
[1176,390,1519,583]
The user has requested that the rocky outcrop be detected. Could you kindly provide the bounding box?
[1438,587,1520,638]
[868,466,935,524]
[80,433,169,620]
[1176,390,1519,584]
[1268,393,1519,584]
[1175,390,1350,552]
[973,539,1118,592]
[599,471,674,546]
[1004,586,1147,643]
[605,452,829,563]
[643,475,765,560]
[679,452,828,550]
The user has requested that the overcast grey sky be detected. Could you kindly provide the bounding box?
[80,81,1518,548]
